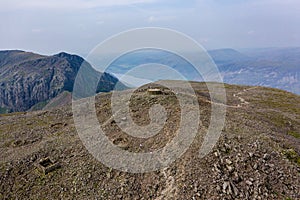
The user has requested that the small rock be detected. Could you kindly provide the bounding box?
[267,163,274,168]
[214,151,219,157]
[226,165,235,173]
[213,164,221,173]
[231,182,239,196]
[270,151,277,157]
[224,143,231,150]
[233,172,241,182]
[87,173,91,179]
[246,180,253,186]
[253,163,258,170]
[263,153,270,160]
[225,159,232,165]
[223,181,229,193]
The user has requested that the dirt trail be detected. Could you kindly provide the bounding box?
[205,86,259,108]
[156,167,177,200]
[233,86,259,107]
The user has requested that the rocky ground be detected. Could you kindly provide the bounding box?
[0,81,299,199]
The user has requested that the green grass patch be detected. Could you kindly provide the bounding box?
[288,131,300,139]
[283,149,300,167]
[0,112,26,117]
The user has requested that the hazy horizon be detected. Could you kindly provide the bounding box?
[1,46,300,58]
[1,0,300,56]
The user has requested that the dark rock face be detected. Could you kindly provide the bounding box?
[0,50,124,112]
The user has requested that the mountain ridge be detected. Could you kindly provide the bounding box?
[0,50,126,113]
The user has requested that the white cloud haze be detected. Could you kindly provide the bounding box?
[1,0,300,55]
[0,0,157,11]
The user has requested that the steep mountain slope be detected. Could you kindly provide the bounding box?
[0,50,125,113]
[42,91,72,111]
[0,81,299,199]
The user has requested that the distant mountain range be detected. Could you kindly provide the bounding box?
[0,50,126,113]
[217,48,300,95]
[105,47,300,95]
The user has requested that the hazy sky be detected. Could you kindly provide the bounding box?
[1,0,300,55]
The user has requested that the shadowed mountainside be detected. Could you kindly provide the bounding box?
[0,50,126,113]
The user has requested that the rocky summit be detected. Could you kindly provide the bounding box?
[0,81,299,199]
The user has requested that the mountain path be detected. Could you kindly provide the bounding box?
[155,167,177,200]
[205,86,259,108]
[233,86,259,107]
